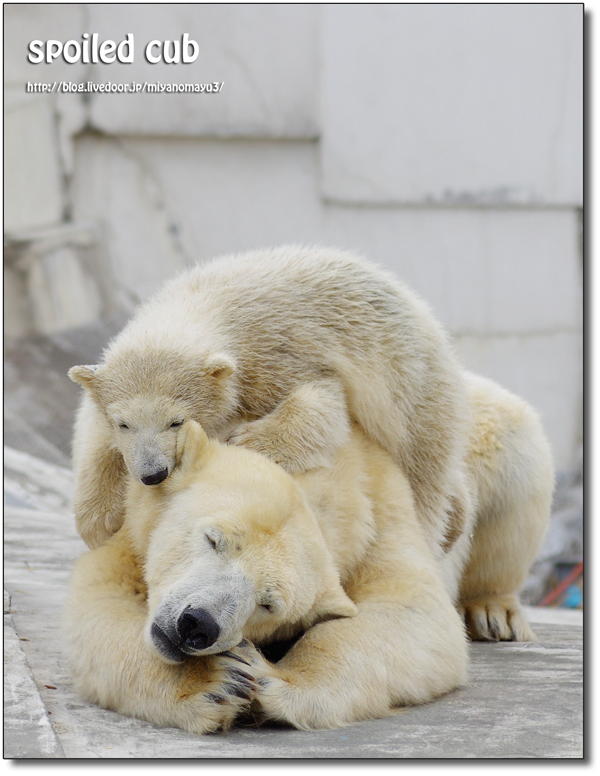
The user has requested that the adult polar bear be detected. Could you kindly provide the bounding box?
[64,374,553,732]
[69,246,471,553]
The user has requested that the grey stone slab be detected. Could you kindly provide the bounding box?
[3,448,583,759]
[4,598,64,758]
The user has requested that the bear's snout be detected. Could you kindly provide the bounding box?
[177,606,220,651]
[147,567,255,661]
[141,467,169,486]
[149,606,221,661]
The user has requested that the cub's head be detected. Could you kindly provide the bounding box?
[68,347,237,486]
[128,420,357,664]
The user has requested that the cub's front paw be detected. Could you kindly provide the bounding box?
[76,505,125,549]
[225,419,324,474]
[225,419,274,454]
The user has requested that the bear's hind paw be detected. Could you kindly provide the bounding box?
[461,596,535,642]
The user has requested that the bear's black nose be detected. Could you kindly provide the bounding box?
[177,607,220,651]
[141,468,169,486]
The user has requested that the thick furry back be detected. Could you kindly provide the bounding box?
[104,246,471,550]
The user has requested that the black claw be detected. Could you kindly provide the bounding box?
[233,679,256,695]
[206,693,227,704]
[488,621,500,641]
[221,650,252,666]
[225,684,253,701]
[229,668,256,684]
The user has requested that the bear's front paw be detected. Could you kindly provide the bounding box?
[172,642,261,734]
[199,642,261,726]
[210,640,302,728]
[243,651,314,730]
[253,672,329,731]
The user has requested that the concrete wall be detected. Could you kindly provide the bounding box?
[3,3,583,473]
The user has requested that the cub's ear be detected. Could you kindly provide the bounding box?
[204,353,236,380]
[68,364,101,388]
[173,420,212,479]
[309,583,358,625]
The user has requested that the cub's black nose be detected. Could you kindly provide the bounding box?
[177,607,220,651]
[141,468,169,486]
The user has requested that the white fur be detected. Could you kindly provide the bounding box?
[64,375,553,732]
[69,246,470,553]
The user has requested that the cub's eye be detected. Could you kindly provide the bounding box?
[170,419,184,429]
[260,603,273,613]
[118,423,129,430]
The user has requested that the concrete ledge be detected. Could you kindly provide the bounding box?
[4,593,64,758]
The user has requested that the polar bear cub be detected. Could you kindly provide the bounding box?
[69,246,471,554]
[64,374,553,732]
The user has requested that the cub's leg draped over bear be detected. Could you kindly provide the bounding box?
[64,374,553,732]
[69,247,472,553]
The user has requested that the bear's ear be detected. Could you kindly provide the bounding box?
[313,586,358,623]
[308,582,358,625]
[68,364,101,388]
[174,420,212,478]
[204,353,236,380]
